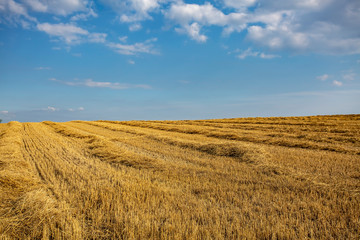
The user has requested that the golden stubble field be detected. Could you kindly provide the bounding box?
[0,115,359,239]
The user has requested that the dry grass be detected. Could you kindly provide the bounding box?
[0,115,359,239]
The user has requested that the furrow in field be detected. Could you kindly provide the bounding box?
[20,122,183,238]
[65,121,360,239]
[187,114,360,126]
[45,121,287,238]
[1,118,360,239]
[156,122,359,149]
[154,119,360,145]
[0,124,7,139]
[20,123,106,238]
[73,121,360,192]
[22,122,212,239]
[44,121,167,171]
[0,122,80,239]
[61,121,262,187]
[153,115,360,136]
[107,120,360,155]
[70,121,268,166]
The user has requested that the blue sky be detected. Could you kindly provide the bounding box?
[0,0,359,122]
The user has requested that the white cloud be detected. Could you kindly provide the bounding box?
[0,0,37,26]
[259,52,280,59]
[128,60,135,64]
[246,19,310,51]
[343,73,356,81]
[165,2,248,41]
[45,106,59,111]
[21,0,47,12]
[88,32,107,43]
[164,0,360,54]
[129,23,142,31]
[0,110,9,114]
[70,8,97,21]
[37,22,107,44]
[68,107,85,112]
[237,48,259,59]
[102,0,163,24]
[37,21,156,55]
[223,0,257,10]
[35,66,51,70]
[118,36,128,42]
[175,22,207,43]
[21,0,88,16]
[37,22,89,44]
[246,1,360,54]
[166,2,228,26]
[7,0,28,15]
[2,0,359,56]
[50,78,152,90]
[317,74,329,81]
[107,38,158,55]
[237,48,280,59]
[333,80,343,86]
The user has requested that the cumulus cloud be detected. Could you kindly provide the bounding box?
[50,78,152,90]
[237,48,259,59]
[128,23,142,31]
[36,21,155,56]
[88,32,107,43]
[70,8,97,21]
[163,0,360,54]
[165,2,247,42]
[247,1,360,54]
[37,22,89,44]
[333,80,343,86]
[107,37,158,55]
[37,22,107,44]
[2,0,360,56]
[237,48,280,59]
[21,0,88,16]
[0,0,37,26]
[317,74,329,81]
[175,22,207,43]
[101,0,162,24]
[246,23,310,51]
[223,0,257,10]
[166,2,228,26]
[2,0,28,16]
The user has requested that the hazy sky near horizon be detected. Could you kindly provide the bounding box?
[0,0,359,122]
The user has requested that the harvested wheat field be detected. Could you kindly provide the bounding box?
[0,114,359,239]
